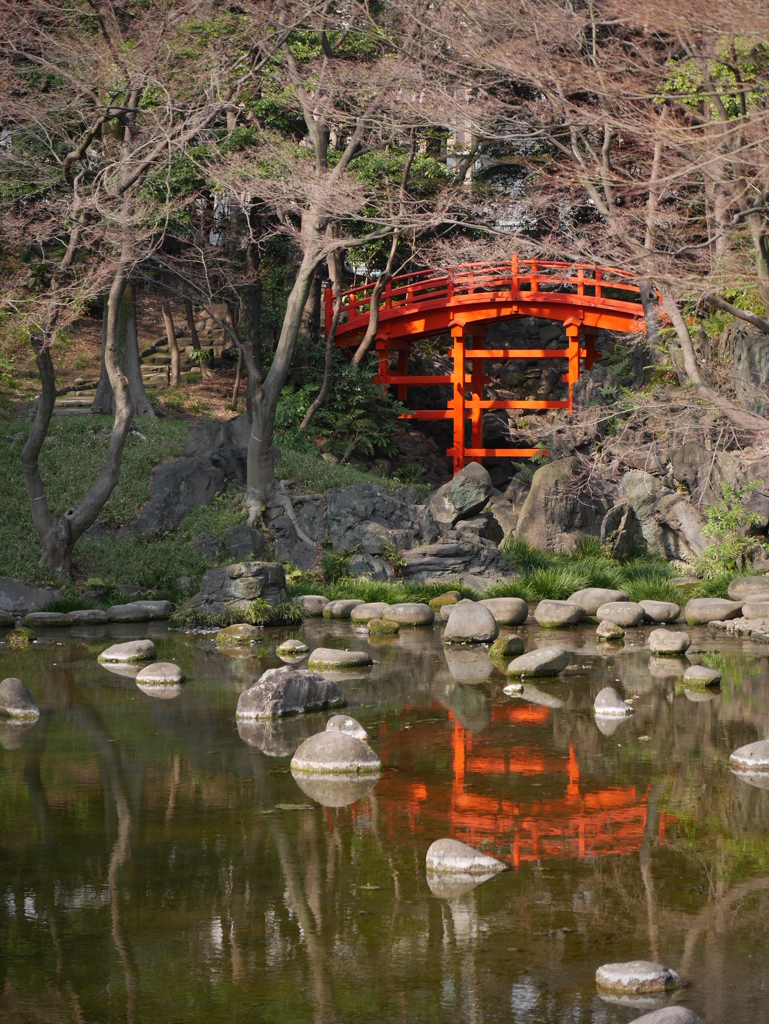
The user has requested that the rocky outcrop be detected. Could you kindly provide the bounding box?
[620,470,708,560]
[236,666,344,719]
[734,329,769,416]
[0,577,61,616]
[429,463,493,529]
[600,501,645,557]
[400,531,517,587]
[327,483,439,554]
[189,562,289,620]
[223,524,266,560]
[123,457,225,536]
[515,458,613,552]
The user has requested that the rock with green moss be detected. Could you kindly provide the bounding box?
[429,591,461,610]
[216,624,263,648]
[308,647,373,670]
[276,638,309,657]
[6,627,36,651]
[368,617,399,636]
[0,678,40,720]
[489,635,525,659]
[596,620,625,640]
[350,602,391,623]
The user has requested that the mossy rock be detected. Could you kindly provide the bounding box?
[216,624,263,648]
[6,628,36,651]
[429,591,461,610]
[489,635,525,659]
[368,618,399,636]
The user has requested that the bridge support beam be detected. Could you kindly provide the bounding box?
[449,326,466,473]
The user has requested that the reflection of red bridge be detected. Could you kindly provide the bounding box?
[326,259,649,472]
[371,704,670,866]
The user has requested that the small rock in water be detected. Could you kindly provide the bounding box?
[429,591,460,610]
[647,628,690,655]
[6,627,36,651]
[368,617,399,636]
[595,961,681,994]
[382,602,435,626]
[639,600,680,623]
[569,588,628,614]
[98,640,156,663]
[489,635,525,659]
[68,609,109,625]
[730,739,769,772]
[237,666,345,719]
[626,1008,704,1024]
[506,646,569,677]
[684,597,743,623]
[596,619,625,640]
[216,624,263,648]
[426,838,506,877]
[291,731,381,775]
[682,664,721,686]
[0,678,40,721]
[480,597,528,626]
[307,647,373,670]
[444,602,498,644]
[296,595,329,617]
[350,602,390,623]
[594,687,634,717]
[276,638,310,657]
[22,611,72,627]
[322,599,365,619]
[534,600,583,627]
[135,662,185,684]
[595,601,644,627]
[326,714,369,741]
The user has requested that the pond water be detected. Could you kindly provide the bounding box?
[1,618,768,1024]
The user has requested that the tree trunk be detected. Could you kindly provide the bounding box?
[184,299,212,380]
[92,283,154,416]
[230,348,243,411]
[161,301,180,386]
[638,279,662,351]
[299,254,343,429]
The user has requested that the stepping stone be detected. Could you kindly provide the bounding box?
[237,666,344,719]
[489,635,525,658]
[276,638,309,657]
[569,588,628,614]
[307,648,373,670]
[368,618,399,636]
[443,602,498,644]
[506,645,569,677]
[741,601,769,619]
[683,664,721,685]
[684,598,743,623]
[216,624,263,648]
[648,628,690,655]
[68,609,109,624]
[728,575,769,600]
[639,600,680,623]
[480,597,528,625]
[326,714,368,740]
[425,838,506,877]
[350,602,391,623]
[0,678,40,721]
[730,739,769,772]
[534,600,583,627]
[429,591,460,610]
[106,600,173,622]
[594,686,634,716]
[98,640,156,663]
[22,611,72,627]
[595,601,644,627]
[322,599,364,619]
[291,731,381,775]
[595,961,681,994]
[292,774,379,807]
[135,662,185,684]
[382,603,434,626]
[596,619,625,640]
[296,595,329,617]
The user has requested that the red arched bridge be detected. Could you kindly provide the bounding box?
[325,257,649,472]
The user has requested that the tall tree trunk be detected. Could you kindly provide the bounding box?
[184,299,212,380]
[242,200,263,420]
[296,268,321,368]
[300,253,342,430]
[161,301,181,386]
[230,348,243,411]
[92,283,154,416]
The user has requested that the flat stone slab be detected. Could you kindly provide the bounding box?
[237,667,345,719]
[98,640,156,664]
[639,600,680,623]
[480,597,528,625]
[292,773,378,807]
[626,1009,703,1024]
[596,619,625,640]
[444,602,498,644]
[684,598,744,623]
[68,609,109,624]
[0,678,40,720]
[683,664,721,685]
[728,575,769,600]
[291,731,381,775]
[730,739,769,772]
[534,600,583,627]
[308,647,373,670]
[594,686,634,717]
[106,600,174,622]
[382,602,435,626]
[216,624,263,648]
[595,961,680,994]
[425,838,506,876]
[569,588,628,614]
[326,714,369,740]
[323,599,365,619]
[648,628,691,655]
[350,602,391,623]
[489,635,525,659]
[276,638,309,656]
[595,601,644,627]
[22,611,72,627]
[135,662,185,684]
[506,645,569,677]
[296,595,329,617]
[741,600,769,619]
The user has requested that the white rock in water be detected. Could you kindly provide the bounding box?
[135,662,185,684]
[506,646,570,677]
[98,640,156,663]
[307,647,373,670]
[639,600,680,623]
[425,838,506,877]
[596,619,625,640]
[0,678,40,721]
[444,602,498,644]
[594,687,634,717]
[596,961,681,994]
[534,600,583,627]
[648,628,690,655]
[595,601,644,627]
[291,731,381,775]
[730,739,769,772]
[237,667,344,719]
[480,597,528,625]
[569,588,628,615]
[326,714,368,740]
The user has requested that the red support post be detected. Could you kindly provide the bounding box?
[398,348,408,402]
[565,323,580,412]
[450,326,466,473]
[324,284,333,339]
[471,356,484,455]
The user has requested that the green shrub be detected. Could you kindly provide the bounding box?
[695,481,765,579]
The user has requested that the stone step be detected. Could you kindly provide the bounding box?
[55,399,93,408]
[52,407,93,416]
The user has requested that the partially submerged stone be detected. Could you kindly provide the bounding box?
[322,599,365,619]
[728,575,769,600]
[350,602,391,623]
[106,600,174,622]
[639,600,680,623]
[291,731,381,775]
[443,602,498,644]
[489,635,525,659]
[382,602,435,626]
[596,619,625,640]
[730,739,769,772]
[296,595,329,617]
[429,591,461,610]
[22,611,72,627]
[216,623,263,648]
[0,678,40,721]
[135,662,185,684]
[534,600,583,627]
[368,618,399,636]
[237,666,345,719]
[98,640,156,664]
[6,627,36,651]
[595,601,644,627]
[595,961,681,994]
[648,628,690,655]
[425,838,506,877]
[480,597,528,626]
[594,687,634,716]
[326,714,369,741]
[307,647,373,670]
[741,600,769,619]
[569,588,629,615]
[684,597,744,623]
[683,664,721,686]
[276,638,310,657]
[68,609,109,625]
[625,1009,703,1024]
[506,645,570,677]
[293,773,379,807]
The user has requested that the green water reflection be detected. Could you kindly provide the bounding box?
[1,620,768,1023]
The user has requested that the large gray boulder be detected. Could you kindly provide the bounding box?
[22,611,72,627]
[429,463,493,529]
[515,458,612,552]
[69,609,109,624]
[290,731,381,775]
[443,602,499,644]
[98,640,156,663]
[400,531,516,586]
[189,562,289,620]
[236,666,344,719]
[323,599,365,619]
[480,597,528,625]
[728,575,769,600]
[569,588,628,615]
[648,628,691,655]
[620,470,707,561]
[190,531,226,562]
[0,576,61,616]
[307,648,373,670]
[534,600,584,627]
[670,439,769,528]
[383,602,435,626]
[123,457,225,536]
[350,602,391,623]
[639,600,680,623]
[296,595,329,617]
[327,483,439,554]
[106,600,174,622]
[136,662,185,684]
[0,678,40,720]
[684,598,744,623]
[268,494,327,570]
